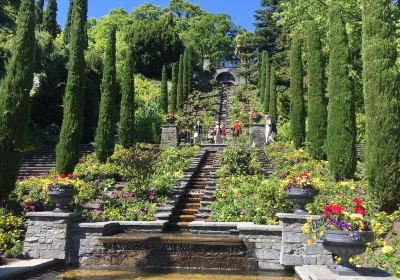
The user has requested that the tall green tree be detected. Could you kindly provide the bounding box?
[259,52,266,99]
[362,0,400,210]
[187,46,194,98]
[63,0,73,44]
[170,62,178,112]
[306,21,327,160]
[161,64,168,114]
[257,52,262,90]
[0,0,35,200]
[35,0,44,25]
[327,5,356,180]
[56,0,87,174]
[42,0,60,38]
[177,54,184,112]
[263,51,271,113]
[290,33,306,148]
[183,49,188,101]
[254,0,281,53]
[269,64,277,121]
[119,44,136,148]
[95,28,117,163]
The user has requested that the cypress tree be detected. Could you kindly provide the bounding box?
[42,0,60,38]
[306,21,327,160]
[0,0,35,200]
[95,28,117,163]
[187,47,194,98]
[177,54,184,112]
[161,65,168,114]
[183,49,189,101]
[35,0,44,26]
[257,52,262,91]
[170,62,178,112]
[119,44,136,148]
[362,0,400,210]
[259,52,266,100]
[56,0,87,174]
[269,64,277,121]
[290,33,306,148]
[327,5,356,180]
[63,0,73,44]
[263,51,271,113]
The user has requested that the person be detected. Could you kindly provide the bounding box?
[214,121,220,144]
[194,121,202,144]
[231,120,242,142]
[265,113,277,144]
[208,121,216,144]
[220,123,227,144]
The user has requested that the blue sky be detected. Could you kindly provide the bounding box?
[56,0,261,31]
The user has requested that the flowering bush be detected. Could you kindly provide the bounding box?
[219,145,262,176]
[47,173,75,191]
[0,208,25,258]
[284,172,314,190]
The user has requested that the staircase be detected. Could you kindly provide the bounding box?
[18,144,94,178]
[256,149,274,177]
[166,152,217,231]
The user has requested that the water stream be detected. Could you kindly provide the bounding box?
[24,267,294,280]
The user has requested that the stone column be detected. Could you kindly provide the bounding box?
[249,124,266,148]
[161,125,179,148]
[276,213,332,267]
[23,212,80,260]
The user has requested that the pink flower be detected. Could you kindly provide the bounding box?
[352,197,363,205]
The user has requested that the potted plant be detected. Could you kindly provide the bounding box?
[250,112,262,123]
[285,172,318,214]
[306,198,374,276]
[166,112,176,124]
[47,174,75,212]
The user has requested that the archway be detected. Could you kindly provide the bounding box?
[216,71,235,85]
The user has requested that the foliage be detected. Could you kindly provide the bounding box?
[119,44,135,148]
[183,49,189,101]
[95,28,117,163]
[0,208,25,258]
[0,0,35,200]
[326,5,356,180]
[161,65,168,114]
[254,0,281,54]
[170,63,178,112]
[362,0,400,211]
[289,33,306,148]
[219,145,262,176]
[211,176,291,224]
[306,21,327,160]
[269,64,277,121]
[41,0,60,38]
[177,54,184,112]
[263,51,271,113]
[56,0,87,174]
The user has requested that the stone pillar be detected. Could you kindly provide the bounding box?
[161,125,179,148]
[249,124,266,148]
[276,213,332,267]
[23,212,80,260]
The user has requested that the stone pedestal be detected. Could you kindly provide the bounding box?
[161,125,179,148]
[249,124,265,148]
[276,213,332,267]
[296,265,399,280]
[23,212,80,260]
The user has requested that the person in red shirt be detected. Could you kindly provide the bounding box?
[231,120,242,143]
[220,123,227,144]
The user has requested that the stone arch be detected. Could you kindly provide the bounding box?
[216,71,236,84]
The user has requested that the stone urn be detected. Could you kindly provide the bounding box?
[323,230,374,276]
[48,188,75,212]
[251,115,262,123]
[285,187,318,215]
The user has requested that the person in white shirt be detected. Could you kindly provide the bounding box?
[265,113,275,144]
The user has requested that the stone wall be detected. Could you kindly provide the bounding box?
[277,213,332,267]
[23,212,80,260]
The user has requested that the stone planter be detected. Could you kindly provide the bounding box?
[166,116,176,124]
[323,230,374,276]
[252,115,262,123]
[285,187,318,215]
[48,188,75,212]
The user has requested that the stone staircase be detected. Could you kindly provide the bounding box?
[256,149,274,177]
[165,151,217,231]
[18,144,94,178]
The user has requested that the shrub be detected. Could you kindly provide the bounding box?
[219,145,262,176]
[0,208,25,258]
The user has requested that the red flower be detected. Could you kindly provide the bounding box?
[354,205,366,216]
[59,173,66,178]
[323,205,344,216]
[67,174,74,179]
[299,172,310,178]
[352,197,363,205]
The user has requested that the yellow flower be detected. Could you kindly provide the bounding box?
[382,245,394,255]
[307,239,315,245]
[350,213,364,220]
